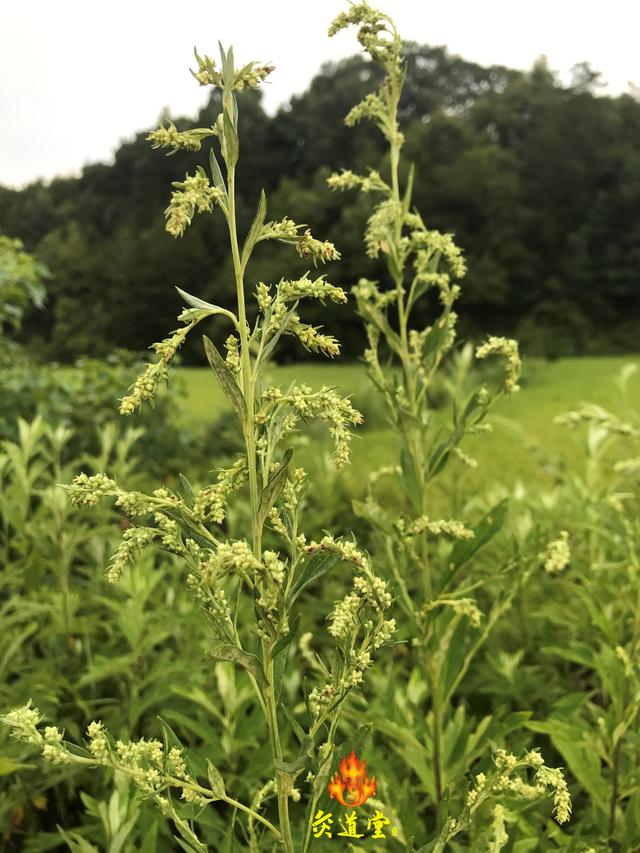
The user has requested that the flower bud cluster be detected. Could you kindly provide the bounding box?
[3,706,210,814]
[261,217,300,241]
[412,230,467,280]
[426,597,483,628]
[194,458,247,524]
[295,230,340,265]
[147,121,216,154]
[286,315,341,358]
[327,169,388,194]
[554,404,640,438]
[402,516,474,540]
[224,334,240,371]
[165,168,223,238]
[108,526,158,583]
[268,506,288,538]
[258,218,340,267]
[191,50,224,87]
[309,568,395,718]
[489,804,508,851]
[452,447,478,468]
[353,574,393,611]
[186,568,234,636]
[307,534,368,571]
[0,704,43,745]
[256,282,272,312]
[115,490,156,517]
[277,274,347,305]
[234,63,275,90]
[480,749,572,825]
[257,550,286,613]
[352,277,379,302]
[119,323,191,414]
[155,512,184,553]
[87,721,109,763]
[328,590,362,639]
[192,49,273,91]
[285,386,362,467]
[534,764,572,824]
[475,336,522,395]
[365,199,401,258]
[42,726,71,765]
[283,468,307,513]
[200,539,261,584]
[328,574,393,640]
[67,472,117,506]
[345,92,387,128]
[329,4,402,72]
[539,530,570,573]
[308,684,338,718]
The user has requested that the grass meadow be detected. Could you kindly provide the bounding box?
[176,355,640,494]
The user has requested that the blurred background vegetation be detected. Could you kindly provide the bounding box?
[1,44,639,364]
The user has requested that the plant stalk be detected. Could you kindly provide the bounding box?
[226,164,294,853]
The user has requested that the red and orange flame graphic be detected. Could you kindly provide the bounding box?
[328,751,377,807]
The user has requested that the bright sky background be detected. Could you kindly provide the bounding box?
[2,0,639,188]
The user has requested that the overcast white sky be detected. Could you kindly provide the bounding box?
[1,0,639,188]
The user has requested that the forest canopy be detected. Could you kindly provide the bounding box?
[1,44,639,362]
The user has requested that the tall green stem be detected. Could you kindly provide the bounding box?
[302,714,341,853]
[428,664,444,828]
[388,74,442,819]
[608,738,621,844]
[387,87,431,600]
[226,165,294,853]
[227,168,260,553]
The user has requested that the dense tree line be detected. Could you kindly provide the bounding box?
[1,45,639,361]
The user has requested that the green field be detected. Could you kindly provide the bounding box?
[175,355,640,498]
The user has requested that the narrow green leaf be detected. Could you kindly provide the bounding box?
[139,824,158,853]
[222,45,235,90]
[207,643,267,689]
[56,828,99,853]
[273,613,300,702]
[421,312,450,364]
[288,550,341,605]
[281,702,306,745]
[400,442,421,509]
[173,836,205,853]
[427,439,451,479]
[209,149,226,193]
[402,163,415,215]
[241,189,267,267]
[232,92,238,127]
[257,448,293,529]
[178,473,195,508]
[217,42,227,71]
[176,287,229,316]
[449,499,509,570]
[206,759,226,800]
[158,715,197,780]
[222,108,239,166]
[259,304,298,364]
[202,335,246,426]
